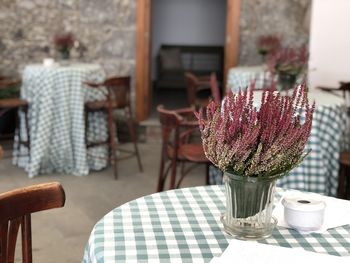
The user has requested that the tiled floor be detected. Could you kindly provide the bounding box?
[0,142,206,262]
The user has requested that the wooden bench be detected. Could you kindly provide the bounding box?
[156,45,224,89]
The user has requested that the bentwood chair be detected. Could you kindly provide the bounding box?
[0,182,65,263]
[185,72,221,108]
[0,78,30,158]
[84,76,143,179]
[157,105,210,192]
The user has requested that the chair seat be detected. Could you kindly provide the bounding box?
[168,144,208,163]
[340,151,350,166]
[0,98,27,108]
[85,100,119,110]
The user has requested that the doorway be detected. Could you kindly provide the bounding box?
[135,0,240,121]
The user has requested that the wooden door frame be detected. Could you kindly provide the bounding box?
[135,0,240,122]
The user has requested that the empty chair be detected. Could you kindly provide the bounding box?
[185,72,221,108]
[0,78,30,158]
[157,105,210,192]
[0,182,65,263]
[209,72,221,104]
[84,76,143,179]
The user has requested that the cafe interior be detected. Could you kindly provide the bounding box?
[0,0,350,262]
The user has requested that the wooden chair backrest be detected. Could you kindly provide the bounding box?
[104,76,131,109]
[157,105,197,151]
[184,72,198,106]
[0,182,65,263]
[210,72,221,104]
[157,105,183,147]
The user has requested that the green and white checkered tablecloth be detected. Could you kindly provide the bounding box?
[13,63,108,177]
[227,65,275,91]
[82,186,350,263]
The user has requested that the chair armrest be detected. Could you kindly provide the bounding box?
[0,79,21,89]
[83,81,104,88]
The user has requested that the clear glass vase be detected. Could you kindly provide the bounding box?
[221,172,277,240]
[278,73,297,91]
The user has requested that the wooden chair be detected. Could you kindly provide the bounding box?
[157,105,210,192]
[0,78,30,158]
[185,72,221,108]
[337,152,350,200]
[84,76,143,179]
[209,72,221,104]
[0,182,65,263]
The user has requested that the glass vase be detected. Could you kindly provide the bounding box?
[278,73,297,91]
[59,49,70,60]
[221,172,277,240]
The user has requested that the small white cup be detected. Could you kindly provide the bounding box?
[282,197,326,231]
[43,58,55,67]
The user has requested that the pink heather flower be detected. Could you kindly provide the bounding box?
[256,35,281,56]
[196,81,315,178]
[267,46,308,76]
[53,32,75,51]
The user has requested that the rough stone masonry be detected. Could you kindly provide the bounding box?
[0,0,310,92]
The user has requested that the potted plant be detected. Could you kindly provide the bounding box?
[53,32,75,60]
[196,83,314,239]
[256,35,281,62]
[267,46,308,91]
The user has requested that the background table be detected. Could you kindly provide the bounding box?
[226,65,274,91]
[14,63,108,177]
[83,185,350,263]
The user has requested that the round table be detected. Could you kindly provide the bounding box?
[83,186,350,263]
[14,63,108,177]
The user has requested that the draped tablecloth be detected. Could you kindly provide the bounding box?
[14,63,108,177]
[210,78,348,196]
[226,65,273,91]
[82,186,350,263]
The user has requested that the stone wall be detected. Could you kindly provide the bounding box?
[0,0,310,81]
[239,0,311,65]
[0,0,136,76]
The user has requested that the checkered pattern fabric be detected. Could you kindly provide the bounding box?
[13,64,107,178]
[82,186,350,263]
[226,66,276,91]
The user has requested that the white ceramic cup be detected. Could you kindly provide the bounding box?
[43,58,55,67]
[282,197,326,231]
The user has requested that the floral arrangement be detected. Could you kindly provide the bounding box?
[53,32,74,53]
[196,83,314,179]
[267,46,308,76]
[256,35,281,56]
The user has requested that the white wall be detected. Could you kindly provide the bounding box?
[309,0,350,89]
[151,0,226,80]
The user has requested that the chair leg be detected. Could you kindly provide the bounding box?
[157,148,166,192]
[125,108,143,172]
[107,110,118,179]
[23,106,30,156]
[205,163,210,185]
[337,163,346,199]
[169,156,178,190]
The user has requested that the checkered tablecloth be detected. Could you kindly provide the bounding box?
[82,186,350,263]
[13,63,108,177]
[227,65,275,91]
